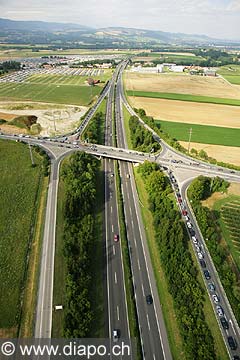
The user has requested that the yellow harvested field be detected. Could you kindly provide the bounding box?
[128,96,240,128]
[125,73,240,99]
[180,141,240,166]
[0,112,18,121]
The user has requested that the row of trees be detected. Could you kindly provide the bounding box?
[82,111,105,145]
[129,114,160,152]
[138,162,217,359]
[0,61,21,75]
[188,176,240,324]
[61,152,99,337]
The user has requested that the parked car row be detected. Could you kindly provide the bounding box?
[169,171,239,355]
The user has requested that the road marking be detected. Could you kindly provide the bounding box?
[113,245,115,256]
[134,237,137,248]
[142,284,145,297]
[111,206,113,214]
[115,272,117,284]
[137,259,141,271]
[112,224,114,233]
[127,191,130,200]
[117,306,120,321]
[229,319,236,335]
[131,219,134,227]
[147,314,151,330]
[153,355,156,360]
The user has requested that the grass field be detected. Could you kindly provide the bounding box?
[0,140,45,334]
[124,72,240,99]
[156,120,240,147]
[126,90,240,106]
[218,65,240,85]
[0,72,111,106]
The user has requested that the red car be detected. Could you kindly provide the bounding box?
[182,210,188,216]
[114,234,119,242]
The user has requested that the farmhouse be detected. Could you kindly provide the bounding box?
[204,68,216,76]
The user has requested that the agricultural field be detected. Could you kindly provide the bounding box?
[126,90,240,106]
[133,52,204,63]
[180,142,240,167]
[0,140,45,336]
[156,120,240,147]
[218,65,240,85]
[124,72,240,99]
[129,97,240,128]
[0,71,111,106]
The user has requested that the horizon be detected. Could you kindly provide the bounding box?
[0,0,239,41]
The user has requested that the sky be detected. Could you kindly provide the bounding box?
[0,0,240,40]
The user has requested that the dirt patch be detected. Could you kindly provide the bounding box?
[0,123,28,134]
[129,96,240,128]
[228,183,240,196]
[0,112,18,120]
[202,192,228,209]
[0,102,88,136]
[124,72,240,99]
[180,142,240,166]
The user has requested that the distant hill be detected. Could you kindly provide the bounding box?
[0,18,239,47]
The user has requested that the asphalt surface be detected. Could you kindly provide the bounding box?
[104,73,131,359]
[115,67,172,360]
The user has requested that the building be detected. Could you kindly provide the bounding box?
[203,68,216,76]
[131,64,164,73]
[170,65,185,73]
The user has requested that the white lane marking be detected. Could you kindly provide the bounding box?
[115,272,117,284]
[131,219,134,227]
[134,237,137,248]
[147,314,151,331]
[229,319,236,335]
[117,306,120,321]
[112,224,114,233]
[129,206,132,216]
[113,245,116,256]
[127,191,130,200]
[111,206,113,214]
[142,284,145,297]
[153,355,156,360]
[137,259,141,271]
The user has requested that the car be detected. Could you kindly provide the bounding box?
[192,236,198,243]
[197,252,203,260]
[220,317,229,330]
[216,305,224,317]
[233,356,240,360]
[212,294,220,303]
[184,215,189,221]
[200,260,206,268]
[186,221,192,228]
[203,270,211,280]
[112,329,119,342]
[178,197,182,204]
[208,282,215,292]
[146,294,153,305]
[182,210,188,216]
[227,336,237,350]
[114,234,119,242]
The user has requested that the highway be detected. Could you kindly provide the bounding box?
[115,66,172,359]
[104,70,131,358]
[1,58,240,358]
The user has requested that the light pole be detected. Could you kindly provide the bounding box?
[28,142,35,167]
[188,127,192,154]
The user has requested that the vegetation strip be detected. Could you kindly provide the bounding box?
[127,90,240,107]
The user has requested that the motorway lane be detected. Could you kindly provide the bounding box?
[35,157,58,339]
[104,82,131,359]
[115,70,172,359]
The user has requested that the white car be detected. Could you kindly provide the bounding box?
[112,329,119,342]
[216,305,224,317]
[187,222,192,229]
[212,294,220,303]
[192,236,198,244]
[197,252,203,260]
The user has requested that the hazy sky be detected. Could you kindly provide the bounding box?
[0,0,240,40]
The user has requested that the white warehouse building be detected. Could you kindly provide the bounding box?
[131,64,164,73]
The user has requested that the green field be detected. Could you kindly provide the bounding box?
[213,197,240,271]
[218,65,240,85]
[156,120,240,147]
[0,72,111,106]
[0,140,45,332]
[126,90,240,106]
